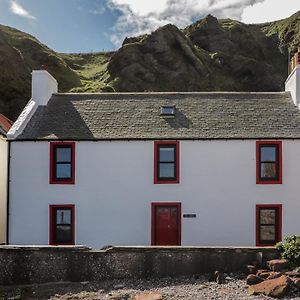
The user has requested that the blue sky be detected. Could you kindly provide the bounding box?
[1,0,300,53]
[0,0,120,52]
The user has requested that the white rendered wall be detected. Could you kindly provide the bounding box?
[286,66,300,107]
[9,140,300,248]
[0,138,7,244]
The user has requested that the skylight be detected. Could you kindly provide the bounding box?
[161,105,175,117]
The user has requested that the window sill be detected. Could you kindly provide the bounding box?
[49,179,75,184]
[154,179,180,184]
[256,179,282,185]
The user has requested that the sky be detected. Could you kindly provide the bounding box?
[0,0,300,53]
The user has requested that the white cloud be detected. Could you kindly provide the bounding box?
[9,0,36,20]
[107,0,300,47]
[107,0,267,47]
[110,0,169,15]
[241,0,300,23]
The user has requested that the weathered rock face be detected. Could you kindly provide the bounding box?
[108,24,212,92]
[248,275,291,298]
[108,15,287,94]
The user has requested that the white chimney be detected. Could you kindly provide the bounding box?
[32,70,58,105]
[286,66,300,107]
[7,70,58,139]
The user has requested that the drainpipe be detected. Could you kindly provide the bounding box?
[6,140,10,244]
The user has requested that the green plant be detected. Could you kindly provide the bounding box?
[276,235,300,267]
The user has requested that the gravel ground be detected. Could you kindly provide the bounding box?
[1,274,300,300]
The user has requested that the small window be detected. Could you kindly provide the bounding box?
[50,142,75,184]
[161,105,175,117]
[256,204,282,246]
[154,141,179,184]
[256,141,282,184]
[49,205,75,245]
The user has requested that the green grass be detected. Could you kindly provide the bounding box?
[261,11,300,53]
[60,52,114,92]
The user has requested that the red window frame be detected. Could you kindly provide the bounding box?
[151,202,181,246]
[49,204,75,245]
[154,141,180,184]
[256,141,282,184]
[50,142,75,184]
[256,204,282,246]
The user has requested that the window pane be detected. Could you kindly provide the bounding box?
[260,225,275,241]
[260,146,276,162]
[261,163,277,178]
[56,164,71,179]
[55,225,72,242]
[161,106,175,115]
[56,209,71,225]
[56,147,71,162]
[260,209,275,224]
[159,147,175,162]
[159,163,175,178]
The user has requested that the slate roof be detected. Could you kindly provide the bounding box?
[16,92,300,140]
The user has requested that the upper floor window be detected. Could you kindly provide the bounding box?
[50,142,75,184]
[154,141,179,184]
[256,141,282,184]
[49,205,75,245]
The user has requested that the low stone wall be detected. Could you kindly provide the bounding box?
[0,246,279,286]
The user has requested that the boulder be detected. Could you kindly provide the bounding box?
[249,275,290,298]
[133,292,162,300]
[215,271,225,284]
[246,265,257,274]
[257,269,269,276]
[246,274,264,285]
[267,272,283,280]
[267,259,289,272]
[259,272,272,279]
[292,278,300,289]
[285,271,300,277]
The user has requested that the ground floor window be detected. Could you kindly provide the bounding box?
[49,205,75,245]
[256,204,282,246]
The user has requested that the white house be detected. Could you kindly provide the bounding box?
[0,114,12,244]
[5,59,300,249]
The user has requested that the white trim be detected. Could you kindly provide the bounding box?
[7,100,38,139]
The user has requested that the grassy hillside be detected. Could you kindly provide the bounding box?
[0,11,300,120]
[0,25,81,119]
[261,11,300,53]
[60,52,113,92]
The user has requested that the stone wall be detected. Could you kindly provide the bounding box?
[0,246,279,286]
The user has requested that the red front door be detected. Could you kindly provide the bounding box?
[152,203,181,245]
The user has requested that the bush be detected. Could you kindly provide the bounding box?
[276,235,300,267]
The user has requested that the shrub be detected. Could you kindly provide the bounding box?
[276,235,300,267]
